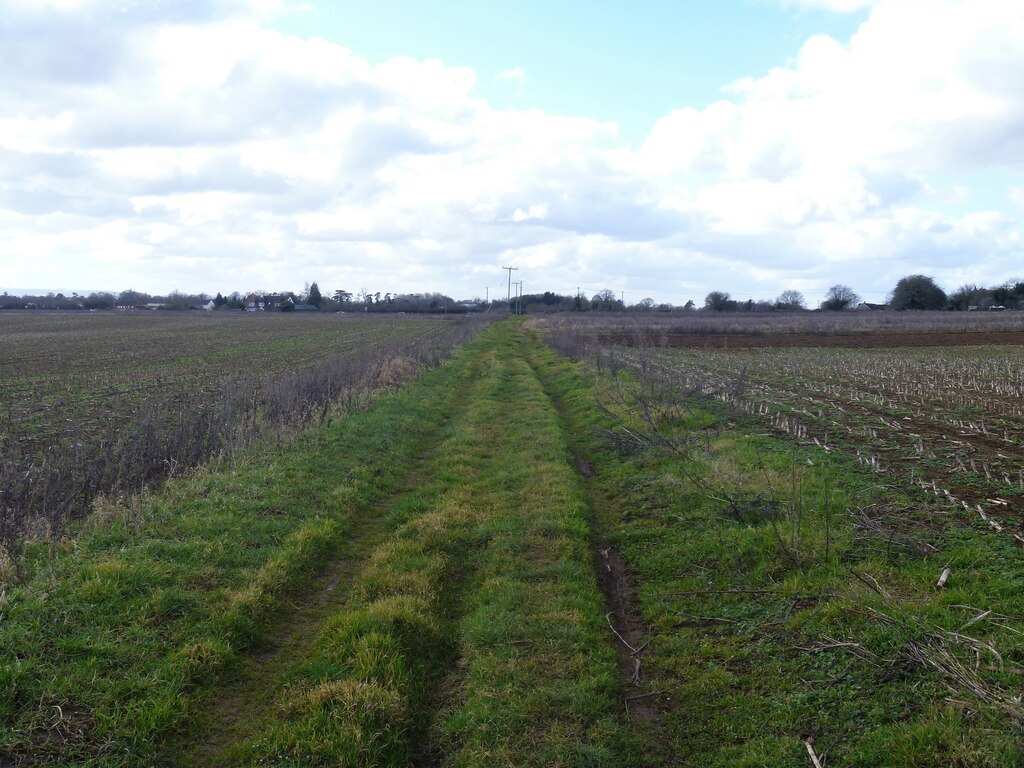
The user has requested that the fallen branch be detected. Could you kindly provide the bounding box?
[625,689,671,702]
[804,739,825,768]
[652,588,777,597]
[606,612,639,653]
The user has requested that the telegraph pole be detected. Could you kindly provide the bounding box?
[515,281,524,315]
[503,266,518,309]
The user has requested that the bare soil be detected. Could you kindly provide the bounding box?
[570,453,667,727]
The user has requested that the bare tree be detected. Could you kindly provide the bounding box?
[775,290,807,310]
[821,284,859,311]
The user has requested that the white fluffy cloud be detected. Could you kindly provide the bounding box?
[1,0,1022,304]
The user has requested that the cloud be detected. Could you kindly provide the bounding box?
[498,67,526,83]
[0,0,1022,304]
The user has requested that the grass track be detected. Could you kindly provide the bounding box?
[194,324,634,765]
[424,327,625,766]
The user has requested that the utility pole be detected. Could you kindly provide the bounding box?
[503,266,518,309]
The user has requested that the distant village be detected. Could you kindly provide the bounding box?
[0,284,483,314]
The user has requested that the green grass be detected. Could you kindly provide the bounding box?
[206,325,631,766]
[427,330,623,767]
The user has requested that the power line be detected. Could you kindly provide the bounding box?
[502,266,518,306]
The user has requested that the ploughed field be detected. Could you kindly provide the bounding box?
[547,308,1024,342]
[1,312,462,450]
[0,311,486,546]
[601,329,1024,349]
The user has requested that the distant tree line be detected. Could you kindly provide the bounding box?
[6,274,1023,314]
[699,276,1024,313]
[0,282,472,314]
[0,289,234,311]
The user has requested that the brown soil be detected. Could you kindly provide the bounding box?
[570,457,666,725]
[602,330,1024,349]
[592,544,661,719]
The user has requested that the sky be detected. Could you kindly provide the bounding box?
[1,0,1022,306]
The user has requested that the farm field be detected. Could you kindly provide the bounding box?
[0,311,487,547]
[3,318,1024,766]
[547,308,1024,343]
[0,312,474,450]
[584,333,1024,544]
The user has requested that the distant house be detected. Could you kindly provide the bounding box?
[854,302,887,311]
[244,293,283,311]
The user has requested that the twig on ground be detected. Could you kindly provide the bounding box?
[804,739,825,768]
[606,612,639,653]
[625,689,671,702]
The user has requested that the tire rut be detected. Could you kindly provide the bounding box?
[183,514,392,767]
[178,357,485,767]
[522,344,669,730]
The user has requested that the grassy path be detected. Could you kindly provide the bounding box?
[180,350,490,766]
[181,467,419,765]
[182,323,636,766]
